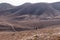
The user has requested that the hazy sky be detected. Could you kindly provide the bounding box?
[0,0,60,6]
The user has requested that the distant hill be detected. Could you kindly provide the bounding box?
[0,3,15,11]
[51,2,60,11]
[0,2,60,17]
[0,2,60,31]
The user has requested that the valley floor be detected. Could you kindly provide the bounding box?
[0,25,60,40]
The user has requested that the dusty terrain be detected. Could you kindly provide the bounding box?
[0,2,60,40]
[0,25,60,40]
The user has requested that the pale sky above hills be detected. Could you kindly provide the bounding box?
[0,0,60,6]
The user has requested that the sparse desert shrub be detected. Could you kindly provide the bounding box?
[33,35,39,40]
[26,35,40,40]
[50,35,60,40]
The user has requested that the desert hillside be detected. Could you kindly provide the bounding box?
[0,2,60,40]
[0,2,60,31]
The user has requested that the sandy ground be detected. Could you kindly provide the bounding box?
[0,26,60,40]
